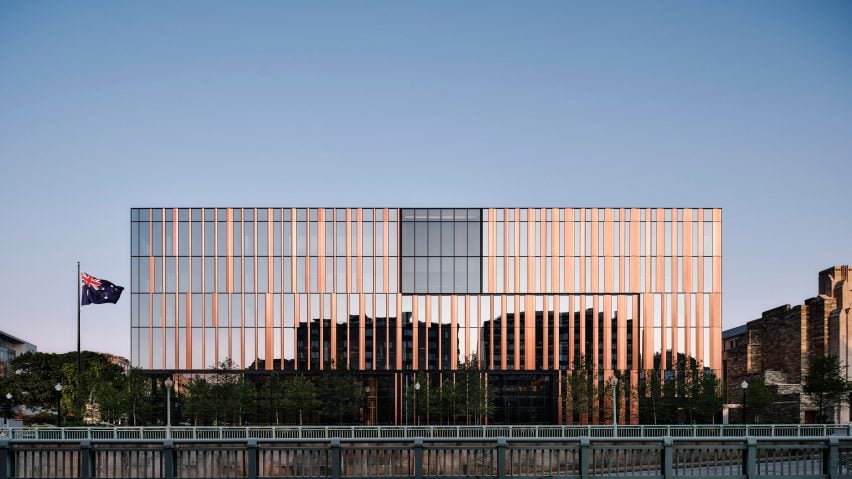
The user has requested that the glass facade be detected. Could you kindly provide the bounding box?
[130,207,722,423]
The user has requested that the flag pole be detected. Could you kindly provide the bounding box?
[77,262,81,380]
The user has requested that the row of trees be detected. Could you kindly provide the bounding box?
[403,359,495,425]
[4,351,850,426]
[562,354,725,425]
[182,359,362,425]
[0,351,152,425]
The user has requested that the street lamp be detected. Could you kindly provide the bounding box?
[54,383,62,428]
[741,380,749,424]
[610,376,619,433]
[164,377,174,438]
[414,382,420,426]
[5,393,11,424]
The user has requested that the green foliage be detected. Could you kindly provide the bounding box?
[563,355,598,423]
[418,356,494,425]
[638,354,724,424]
[742,377,773,423]
[0,351,139,425]
[804,353,851,423]
[283,375,319,425]
[318,363,363,424]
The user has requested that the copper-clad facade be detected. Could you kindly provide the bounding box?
[130,207,722,424]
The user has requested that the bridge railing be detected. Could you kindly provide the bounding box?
[1,436,851,479]
[3,423,851,441]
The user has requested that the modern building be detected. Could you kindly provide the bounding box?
[0,330,36,377]
[130,207,723,423]
[723,265,852,423]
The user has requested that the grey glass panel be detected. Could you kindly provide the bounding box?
[468,258,481,293]
[217,222,227,256]
[232,221,242,255]
[388,222,398,256]
[309,222,317,256]
[402,258,414,293]
[191,221,202,256]
[233,257,242,292]
[257,221,268,256]
[455,258,467,293]
[428,257,441,293]
[282,257,292,292]
[257,257,268,292]
[178,257,188,291]
[441,222,454,255]
[191,258,201,291]
[428,222,441,256]
[401,222,414,256]
[455,224,467,256]
[165,257,176,293]
[415,257,427,293]
[138,257,150,293]
[388,257,398,293]
[201,223,216,256]
[442,258,454,294]
[296,222,306,256]
[151,293,162,326]
[245,295,255,327]
[363,222,373,256]
[468,222,480,256]
[152,222,163,256]
[217,258,227,292]
[414,222,427,256]
[138,221,150,257]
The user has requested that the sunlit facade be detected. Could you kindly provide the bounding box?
[130,207,722,423]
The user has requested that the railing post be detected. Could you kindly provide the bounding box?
[662,437,673,479]
[496,438,506,479]
[163,439,176,479]
[579,438,590,479]
[413,438,423,479]
[743,437,757,479]
[0,440,11,479]
[330,438,340,479]
[247,439,258,479]
[79,440,93,479]
[825,436,839,479]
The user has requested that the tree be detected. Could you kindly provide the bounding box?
[261,373,287,425]
[804,353,850,423]
[123,368,154,426]
[183,376,214,425]
[318,363,362,424]
[638,354,724,425]
[563,355,598,423]
[454,356,494,425]
[283,375,319,425]
[742,377,773,423]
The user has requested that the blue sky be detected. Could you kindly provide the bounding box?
[1,1,850,358]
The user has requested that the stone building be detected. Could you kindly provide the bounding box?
[723,266,852,423]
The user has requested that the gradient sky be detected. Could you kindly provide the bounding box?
[1,1,850,359]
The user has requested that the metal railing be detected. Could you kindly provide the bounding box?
[2,436,852,478]
[3,423,851,440]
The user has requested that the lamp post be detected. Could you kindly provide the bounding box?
[164,377,174,438]
[741,380,749,424]
[54,383,62,428]
[414,382,420,426]
[5,393,11,425]
[610,376,619,435]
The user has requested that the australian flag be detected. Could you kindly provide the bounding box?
[81,272,124,305]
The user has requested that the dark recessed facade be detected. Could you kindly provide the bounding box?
[130,207,722,424]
